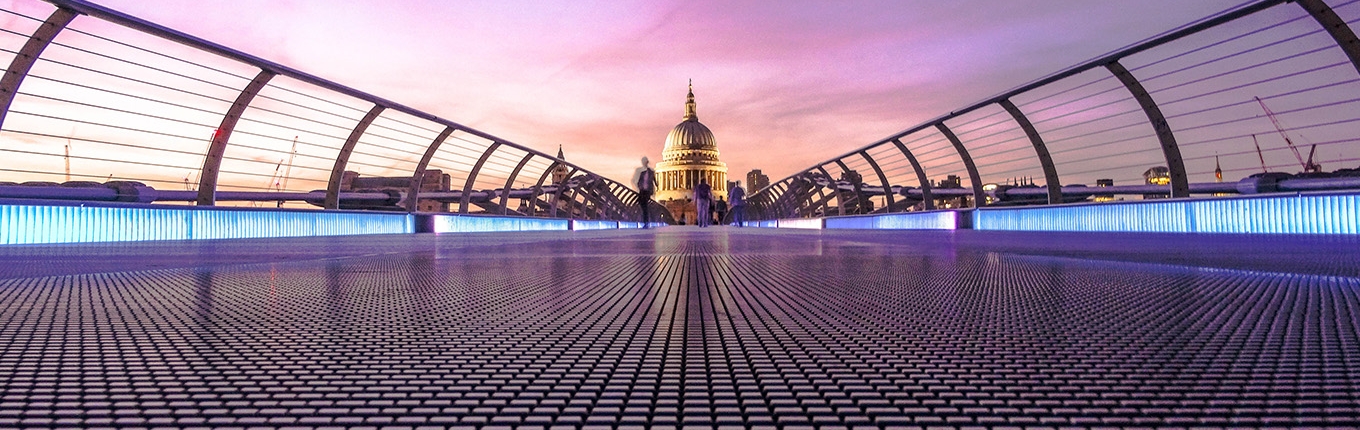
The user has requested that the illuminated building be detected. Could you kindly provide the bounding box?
[1143,166,1171,199]
[934,174,969,209]
[1094,178,1114,202]
[656,83,727,222]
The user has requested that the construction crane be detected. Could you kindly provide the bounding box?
[279,136,299,192]
[1255,97,1321,173]
[266,159,285,192]
[1251,134,1268,173]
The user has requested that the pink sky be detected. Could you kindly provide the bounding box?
[23,0,1251,184]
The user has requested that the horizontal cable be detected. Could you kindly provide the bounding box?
[45,38,242,94]
[61,23,252,81]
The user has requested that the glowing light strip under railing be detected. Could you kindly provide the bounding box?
[571,220,620,230]
[776,218,824,229]
[825,210,961,230]
[974,192,1360,234]
[0,200,414,245]
[430,214,570,233]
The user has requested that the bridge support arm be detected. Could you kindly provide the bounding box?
[498,153,535,215]
[197,70,275,206]
[459,142,502,214]
[1297,0,1360,78]
[833,159,868,215]
[0,8,77,131]
[325,105,385,209]
[405,126,455,212]
[999,99,1061,204]
[858,151,895,213]
[1106,60,1188,198]
[934,124,984,207]
[890,138,935,210]
[549,167,579,218]
[815,166,845,217]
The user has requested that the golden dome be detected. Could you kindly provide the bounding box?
[655,82,727,203]
[661,83,721,162]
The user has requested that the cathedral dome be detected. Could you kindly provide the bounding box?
[664,120,717,154]
[660,83,721,163]
[654,82,727,204]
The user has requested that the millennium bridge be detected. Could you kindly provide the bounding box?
[2,0,1360,428]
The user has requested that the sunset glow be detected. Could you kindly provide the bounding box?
[0,0,1265,186]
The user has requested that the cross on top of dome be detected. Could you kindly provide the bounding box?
[684,79,698,122]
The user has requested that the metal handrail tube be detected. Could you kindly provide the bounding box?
[752,0,1290,197]
[40,0,615,192]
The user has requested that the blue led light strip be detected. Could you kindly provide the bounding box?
[974,192,1359,234]
[0,200,414,245]
[430,214,570,233]
[825,211,959,230]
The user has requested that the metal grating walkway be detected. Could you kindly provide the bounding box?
[1,227,1359,429]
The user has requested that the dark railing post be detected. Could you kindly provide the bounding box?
[0,8,76,131]
[499,153,535,215]
[459,142,502,214]
[405,126,455,212]
[999,99,1061,204]
[1106,60,1188,198]
[858,150,895,213]
[526,162,560,217]
[197,70,275,206]
[815,166,845,217]
[550,167,579,218]
[325,105,385,209]
[890,138,935,210]
[832,159,867,215]
[934,124,984,207]
[1297,0,1360,78]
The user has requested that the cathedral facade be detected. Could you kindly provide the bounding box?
[655,84,727,223]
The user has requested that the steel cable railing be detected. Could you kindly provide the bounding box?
[0,0,646,222]
[749,0,1360,220]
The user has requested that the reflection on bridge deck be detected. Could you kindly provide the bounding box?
[1,228,1358,427]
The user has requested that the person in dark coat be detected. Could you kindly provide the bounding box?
[714,196,728,226]
[631,157,656,228]
[694,179,712,227]
[729,181,746,227]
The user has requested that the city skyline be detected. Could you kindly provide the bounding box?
[35,0,1256,186]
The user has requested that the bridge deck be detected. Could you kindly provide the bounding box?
[2,227,1358,428]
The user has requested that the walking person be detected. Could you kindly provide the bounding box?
[632,157,656,228]
[729,180,746,227]
[694,178,712,227]
[715,196,728,226]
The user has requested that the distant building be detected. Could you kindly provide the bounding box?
[746,169,770,192]
[933,174,969,209]
[1212,156,1232,197]
[551,145,569,184]
[550,146,571,213]
[655,82,727,223]
[837,169,873,214]
[341,169,451,212]
[1143,166,1171,199]
[1094,178,1114,202]
[1214,156,1223,183]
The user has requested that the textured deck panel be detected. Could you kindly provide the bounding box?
[1,227,1359,429]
